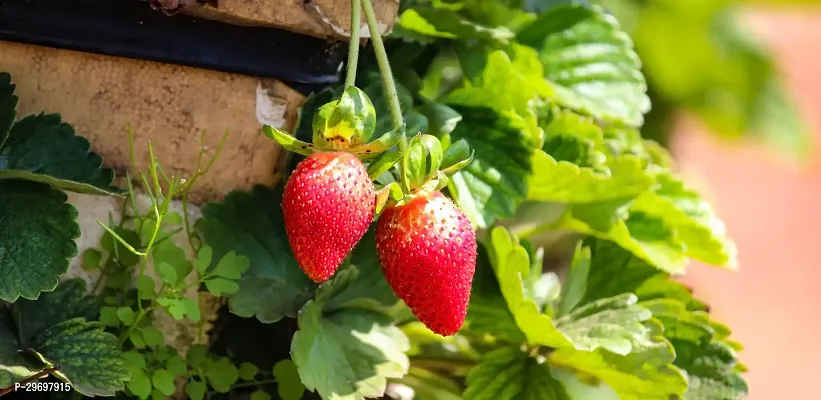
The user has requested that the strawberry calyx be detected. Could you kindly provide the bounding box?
[262,86,404,161]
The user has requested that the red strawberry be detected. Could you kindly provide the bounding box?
[283,151,375,282]
[376,190,477,336]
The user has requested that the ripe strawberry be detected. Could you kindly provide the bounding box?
[283,151,375,282]
[376,191,477,336]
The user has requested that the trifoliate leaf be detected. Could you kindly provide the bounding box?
[528,150,653,203]
[291,270,410,400]
[550,319,687,400]
[206,357,239,393]
[0,180,80,301]
[0,72,18,142]
[554,294,652,355]
[631,171,738,269]
[445,107,534,228]
[32,318,130,397]
[273,360,306,400]
[0,113,119,195]
[152,241,191,284]
[518,4,649,126]
[197,185,316,323]
[484,227,569,348]
[394,7,514,46]
[463,346,570,400]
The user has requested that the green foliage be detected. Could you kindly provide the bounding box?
[0,279,128,396]
[0,0,771,397]
[197,185,316,323]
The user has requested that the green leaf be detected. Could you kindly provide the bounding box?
[251,390,273,400]
[194,245,212,275]
[559,211,689,274]
[0,311,41,389]
[138,275,156,300]
[550,320,688,400]
[466,246,525,343]
[644,302,748,400]
[141,326,165,347]
[394,7,515,46]
[554,293,653,355]
[116,307,136,325]
[185,381,207,400]
[418,101,462,138]
[262,125,318,156]
[631,172,738,269]
[463,346,570,400]
[291,271,410,400]
[157,262,179,285]
[273,360,306,400]
[186,345,207,368]
[158,297,200,322]
[0,113,119,194]
[32,318,130,396]
[484,227,569,347]
[128,372,153,399]
[206,357,239,393]
[205,277,240,296]
[518,4,649,126]
[209,250,251,279]
[238,362,258,381]
[444,107,534,228]
[99,307,120,327]
[164,211,183,225]
[14,278,98,337]
[166,355,187,376]
[197,185,316,323]
[81,248,102,271]
[528,150,653,203]
[0,180,80,301]
[151,369,175,396]
[318,231,399,311]
[0,72,18,142]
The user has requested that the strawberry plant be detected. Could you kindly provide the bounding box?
[0,0,775,398]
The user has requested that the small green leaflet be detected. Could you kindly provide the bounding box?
[291,268,410,400]
[0,279,128,396]
[197,184,316,323]
[518,3,650,127]
[463,346,570,400]
[0,180,81,302]
[273,360,306,400]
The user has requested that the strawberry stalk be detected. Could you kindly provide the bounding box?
[362,0,407,154]
[345,0,362,89]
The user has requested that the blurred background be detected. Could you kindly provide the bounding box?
[591,1,821,399]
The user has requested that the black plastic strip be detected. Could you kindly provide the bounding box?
[0,0,345,94]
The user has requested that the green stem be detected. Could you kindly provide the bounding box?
[344,0,362,89]
[361,0,406,151]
